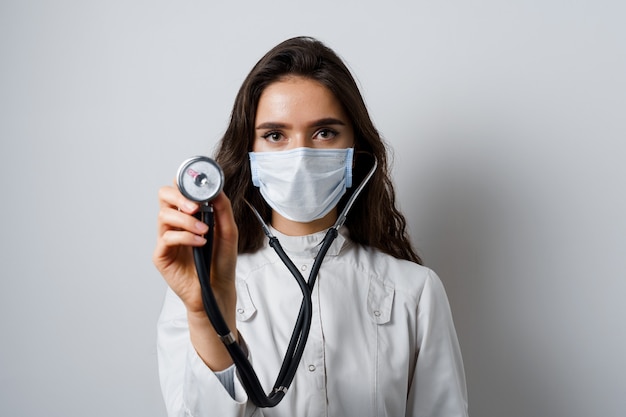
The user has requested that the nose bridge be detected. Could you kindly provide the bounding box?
[288,128,311,149]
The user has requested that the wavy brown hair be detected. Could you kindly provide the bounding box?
[214,36,421,264]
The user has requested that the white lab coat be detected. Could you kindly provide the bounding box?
[157,227,468,417]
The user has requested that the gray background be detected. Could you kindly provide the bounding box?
[1,1,624,416]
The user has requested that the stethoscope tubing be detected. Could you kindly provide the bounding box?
[189,155,377,408]
[193,207,331,407]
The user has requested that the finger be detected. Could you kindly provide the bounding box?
[160,229,207,248]
[158,185,200,214]
[152,230,205,271]
[157,205,209,238]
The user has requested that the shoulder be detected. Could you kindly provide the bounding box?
[341,241,441,301]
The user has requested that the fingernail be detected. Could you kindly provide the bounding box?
[194,235,207,244]
[195,221,208,233]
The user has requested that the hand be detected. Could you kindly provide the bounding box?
[153,184,240,370]
[153,185,239,316]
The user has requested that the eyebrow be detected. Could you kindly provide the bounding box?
[255,118,347,130]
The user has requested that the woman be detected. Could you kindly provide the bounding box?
[154,36,468,417]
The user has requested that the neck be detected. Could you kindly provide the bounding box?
[271,209,337,236]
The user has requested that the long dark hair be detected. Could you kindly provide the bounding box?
[215,36,422,264]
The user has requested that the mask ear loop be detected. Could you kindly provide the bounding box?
[333,155,377,230]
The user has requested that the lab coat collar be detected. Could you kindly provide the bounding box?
[267,226,350,258]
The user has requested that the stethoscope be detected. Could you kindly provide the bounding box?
[176,154,377,408]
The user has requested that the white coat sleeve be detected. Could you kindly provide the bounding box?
[157,288,263,417]
[407,271,469,416]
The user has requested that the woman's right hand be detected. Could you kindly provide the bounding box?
[153,185,206,314]
[153,184,239,312]
[153,185,239,370]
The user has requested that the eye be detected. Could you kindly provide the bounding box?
[261,131,284,143]
[314,128,338,140]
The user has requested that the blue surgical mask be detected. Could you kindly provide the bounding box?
[249,147,354,223]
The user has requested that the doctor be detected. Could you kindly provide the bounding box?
[153,36,469,417]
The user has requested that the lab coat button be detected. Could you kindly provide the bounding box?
[237,308,245,314]
[373,310,381,317]
[308,365,316,372]
[300,264,307,271]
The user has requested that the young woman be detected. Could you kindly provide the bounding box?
[154,36,468,417]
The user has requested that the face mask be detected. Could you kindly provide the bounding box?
[249,147,354,223]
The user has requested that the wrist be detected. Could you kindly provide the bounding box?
[187,307,238,371]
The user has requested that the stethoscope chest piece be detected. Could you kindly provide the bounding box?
[177,156,224,203]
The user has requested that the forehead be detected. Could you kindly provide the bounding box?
[256,76,348,121]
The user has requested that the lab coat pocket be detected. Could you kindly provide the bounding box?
[367,276,394,324]
[236,280,257,322]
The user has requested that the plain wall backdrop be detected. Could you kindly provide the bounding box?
[1,1,624,416]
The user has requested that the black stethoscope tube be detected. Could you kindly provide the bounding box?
[192,205,335,407]
[189,155,377,408]
[269,227,338,393]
